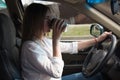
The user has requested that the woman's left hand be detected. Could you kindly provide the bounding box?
[97,31,112,42]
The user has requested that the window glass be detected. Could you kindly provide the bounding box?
[48,23,94,40]
[0,0,8,15]
[61,24,92,40]
[0,0,6,10]
[48,13,95,40]
[21,0,33,6]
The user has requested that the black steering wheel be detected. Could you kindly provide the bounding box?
[82,34,117,77]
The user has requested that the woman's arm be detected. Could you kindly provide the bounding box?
[60,42,78,54]
[78,31,112,50]
[77,38,97,50]
[52,19,67,57]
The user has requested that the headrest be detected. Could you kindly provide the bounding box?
[0,13,16,50]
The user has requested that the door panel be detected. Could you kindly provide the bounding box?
[62,47,91,75]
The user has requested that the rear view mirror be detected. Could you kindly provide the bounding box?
[90,23,104,37]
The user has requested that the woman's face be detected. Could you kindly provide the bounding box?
[44,18,50,33]
[43,11,52,33]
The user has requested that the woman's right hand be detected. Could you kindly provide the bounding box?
[52,19,66,57]
[52,19,66,41]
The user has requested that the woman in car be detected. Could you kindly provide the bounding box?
[21,2,111,80]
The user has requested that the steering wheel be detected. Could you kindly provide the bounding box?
[82,34,117,77]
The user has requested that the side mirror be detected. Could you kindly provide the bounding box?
[90,23,104,37]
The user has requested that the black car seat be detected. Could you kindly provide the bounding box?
[0,13,22,80]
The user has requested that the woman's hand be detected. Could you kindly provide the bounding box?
[52,19,66,41]
[52,19,66,57]
[97,31,112,42]
[77,31,112,51]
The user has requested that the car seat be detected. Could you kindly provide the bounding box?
[0,13,22,80]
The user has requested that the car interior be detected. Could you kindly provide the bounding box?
[0,0,120,80]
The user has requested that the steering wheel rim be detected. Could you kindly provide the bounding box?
[82,34,117,77]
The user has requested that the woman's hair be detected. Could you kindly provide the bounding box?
[22,3,49,42]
